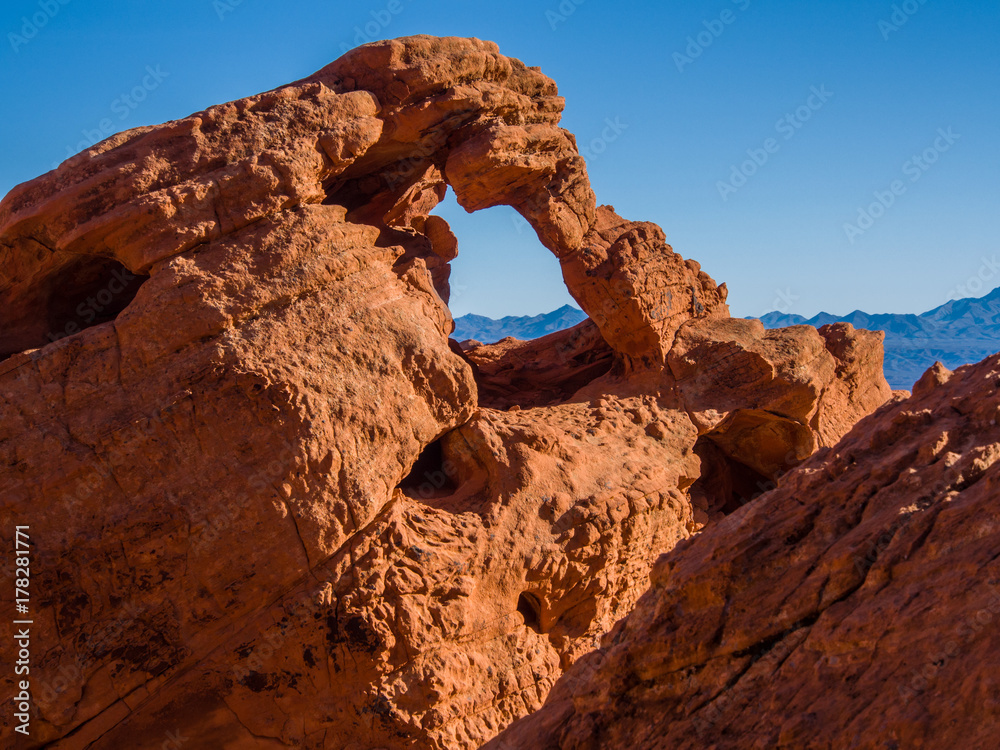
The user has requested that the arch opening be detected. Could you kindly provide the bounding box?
[431,190,578,329]
[430,190,615,409]
[323,155,616,408]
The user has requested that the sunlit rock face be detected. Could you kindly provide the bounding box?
[490,357,1000,750]
[0,35,891,749]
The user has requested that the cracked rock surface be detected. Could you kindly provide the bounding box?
[0,36,892,749]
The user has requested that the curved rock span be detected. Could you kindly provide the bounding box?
[1,36,892,748]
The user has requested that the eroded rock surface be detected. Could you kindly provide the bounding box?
[490,355,1000,749]
[0,36,891,749]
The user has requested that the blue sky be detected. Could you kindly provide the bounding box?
[2,0,997,319]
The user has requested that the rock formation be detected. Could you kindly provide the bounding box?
[490,355,1000,749]
[0,36,892,748]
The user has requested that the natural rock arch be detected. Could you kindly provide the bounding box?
[0,36,892,749]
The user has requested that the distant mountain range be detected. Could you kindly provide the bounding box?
[453,305,587,343]
[453,289,1000,391]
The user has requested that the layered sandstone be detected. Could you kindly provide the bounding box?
[0,36,891,749]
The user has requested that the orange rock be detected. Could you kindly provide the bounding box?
[490,355,1000,749]
[0,36,894,749]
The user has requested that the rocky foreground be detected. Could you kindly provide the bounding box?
[0,35,993,749]
[489,358,1000,749]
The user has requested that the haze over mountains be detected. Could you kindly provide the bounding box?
[455,288,1000,390]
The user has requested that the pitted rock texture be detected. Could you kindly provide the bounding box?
[489,355,1000,750]
[0,36,891,749]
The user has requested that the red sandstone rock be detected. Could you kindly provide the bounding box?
[562,206,729,364]
[490,354,1000,749]
[461,320,615,410]
[0,36,893,749]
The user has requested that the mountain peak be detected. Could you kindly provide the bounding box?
[453,306,588,343]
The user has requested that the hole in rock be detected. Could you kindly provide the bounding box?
[399,437,458,499]
[397,431,493,516]
[0,255,148,361]
[324,161,615,408]
[432,192,577,324]
[517,592,542,633]
[690,437,775,518]
[48,256,147,334]
[431,192,615,408]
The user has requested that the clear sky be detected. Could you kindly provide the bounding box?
[2,0,997,320]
